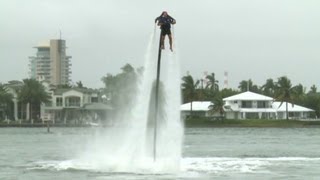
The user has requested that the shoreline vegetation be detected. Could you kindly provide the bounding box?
[184,118,320,128]
[0,122,93,128]
[1,118,320,128]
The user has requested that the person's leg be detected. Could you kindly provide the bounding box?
[161,35,165,49]
[169,34,173,51]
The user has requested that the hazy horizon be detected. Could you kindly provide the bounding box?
[1,0,319,90]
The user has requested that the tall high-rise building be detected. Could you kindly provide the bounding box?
[29,39,72,85]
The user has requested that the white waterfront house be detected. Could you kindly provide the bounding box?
[223,91,276,119]
[43,87,112,124]
[3,81,112,124]
[180,91,315,120]
[180,101,214,119]
[272,102,314,119]
[223,91,314,119]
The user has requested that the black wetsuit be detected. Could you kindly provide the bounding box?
[156,16,175,36]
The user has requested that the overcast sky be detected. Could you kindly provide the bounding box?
[1,0,320,90]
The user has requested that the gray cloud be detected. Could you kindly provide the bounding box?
[1,0,320,89]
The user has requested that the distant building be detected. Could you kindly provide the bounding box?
[180,91,315,120]
[223,91,314,119]
[29,39,72,85]
[272,102,314,120]
[42,86,113,124]
[3,80,113,124]
[180,101,218,119]
[223,91,276,119]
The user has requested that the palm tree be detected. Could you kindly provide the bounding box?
[75,81,84,88]
[18,79,50,123]
[291,83,305,105]
[0,84,13,119]
[206,73,219,91]
[308,85,317,94]
[261,78,275,97]
[208,95,225,120]
[0,84,13,103]
[238,79,259,93]
[204,73,219,100]
[274,76,295,120]
[181,75,199,116]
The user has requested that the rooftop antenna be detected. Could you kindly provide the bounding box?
[223,71,228,89]
[203,71,208,87]
[59,30,62,40]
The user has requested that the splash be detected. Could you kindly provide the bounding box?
[79,28,183,173]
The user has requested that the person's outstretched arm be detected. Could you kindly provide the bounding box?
[155,17,159,23]
[168,15,176,24]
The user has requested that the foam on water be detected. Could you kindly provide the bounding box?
[182,157,320,174]
[30,157,320,175]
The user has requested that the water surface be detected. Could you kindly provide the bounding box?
[1,127,320,179]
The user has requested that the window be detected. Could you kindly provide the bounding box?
[257,101,267,108]
[241,101,252,108]
[56,97,62,107]
[65,96,80,107]
[91,97,98,103]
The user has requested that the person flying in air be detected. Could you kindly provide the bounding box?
[155,11,176,51]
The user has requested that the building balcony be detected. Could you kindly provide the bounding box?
[36,66,50,69]
[39,60,50,63]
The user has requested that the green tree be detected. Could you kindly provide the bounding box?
[291,83,305,105]
[238,79,259,93]
[181,75,199,116]
[0,84,13,119]
[303,93,320,118]
[0,84,13,103]
[203,73,219,100]
[274,76,295,120]
[101,64,138,116]
[18,79,50,123]
[208,95,225,119]
[56,84,72,89]
[75,81,84,88]
[301,85,319,117]
[219,88,239,98]
[101,73,116,99]
[206,73,219,91]
[308,85,317,94]
[261,78,275,97]
[121,63,135,74]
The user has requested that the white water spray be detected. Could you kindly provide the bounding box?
[81,27,183,173]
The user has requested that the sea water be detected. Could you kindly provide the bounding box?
[1,127,320,179]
